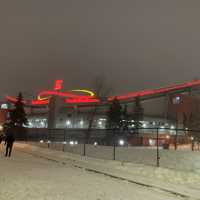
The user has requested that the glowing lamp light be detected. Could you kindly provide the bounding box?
[191,136,194,141]
[66,120,71,126]
[0,125,3,131]
[119,139,125,146]
[94,142,98,146]
[142,123,147,128]
[170,125,175,130]
[40,140,44,143]
[166,135,170,139]
[1,104,8,109]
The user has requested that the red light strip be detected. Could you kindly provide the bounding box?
[6,96,27,104]
[6,80,200,106]
[65,98,100,104]
[38,91,82,99]
[109,80,200,101]
[32,99,49,105]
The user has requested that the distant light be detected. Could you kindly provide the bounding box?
[69,141,74,146]
[47,140,51,144]
[152,121,156,126]
[74,141,78,145]
[63,141,67,145]
[40,121,45,127]
[98,121,103,125]
[94,142,98,146]
[185,127,189,131]
[66,120,71,126]
[29,121,33,127]
[166,135,170,139]
[149,139,155,146]
[160,126,165,129]
[191,136,194,141]
[1,103,8,109]
[99,118,106,121]
[142,124,147,128]
[170,125,175,130]
[80,120,84,126]
[40,140,44,143]
[119,139,125,146]
[0,125,3,131]
[173,96,181,104]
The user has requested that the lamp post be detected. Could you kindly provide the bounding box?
[156,127,160,167]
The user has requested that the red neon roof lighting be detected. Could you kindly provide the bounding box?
[54,80,63,91]
[5,80,200,106]
[109,80,200,101]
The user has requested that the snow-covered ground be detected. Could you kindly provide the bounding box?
[31,142,200,171]
[0,145,188,200]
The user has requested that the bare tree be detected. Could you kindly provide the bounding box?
[85,75,112,143]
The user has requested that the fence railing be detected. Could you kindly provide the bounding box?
[17,127,200,168]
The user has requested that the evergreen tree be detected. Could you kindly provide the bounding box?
[9,92,28,128]
[106,98,122,129]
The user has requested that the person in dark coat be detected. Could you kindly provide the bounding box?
[0,134,3,144]
[4,128,15,157]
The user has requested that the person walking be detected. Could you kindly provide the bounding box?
[0,133,4,153]
[4,128,15,157]
[0,134,3,144]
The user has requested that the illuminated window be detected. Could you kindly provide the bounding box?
[173,96,181,104]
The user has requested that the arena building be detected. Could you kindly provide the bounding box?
[1,79,200,133]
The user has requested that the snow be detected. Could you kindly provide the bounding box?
[0,144,188,200]
[30,142,200,171]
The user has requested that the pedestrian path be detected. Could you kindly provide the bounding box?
[15,143,200,200]
[0,143,186,200]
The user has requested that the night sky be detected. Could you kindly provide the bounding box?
[0,1,200,98]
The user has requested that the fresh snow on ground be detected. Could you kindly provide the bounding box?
[31,142,200,171]
[0,143,200,200]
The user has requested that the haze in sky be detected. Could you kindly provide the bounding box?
[0,0,199,98]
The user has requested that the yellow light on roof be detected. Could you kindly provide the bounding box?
[71,89,95,97]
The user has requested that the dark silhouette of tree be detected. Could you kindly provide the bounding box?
[121,104,130,130]
[8,92,28,128]
[106,98,122,129]
[6,93,28,139]
[132,97,144,134]
[183,112,187,129]
[86,75,112,143]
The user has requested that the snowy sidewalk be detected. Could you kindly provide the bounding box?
[0,144,188,200]
[14,143,200,200]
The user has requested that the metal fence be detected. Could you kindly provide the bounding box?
[18,127,200,169]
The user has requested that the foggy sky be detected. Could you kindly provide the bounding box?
[0,0,200,98]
